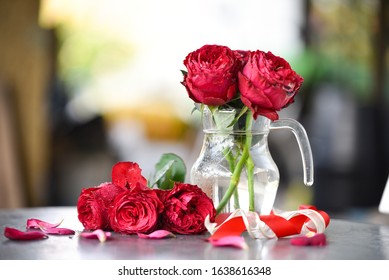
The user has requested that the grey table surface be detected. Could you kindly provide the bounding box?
[1,206,389,260]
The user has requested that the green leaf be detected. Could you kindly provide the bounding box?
[149,153,186,190]
[228,106,248,128]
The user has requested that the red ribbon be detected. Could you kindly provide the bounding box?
[209,205,330,240]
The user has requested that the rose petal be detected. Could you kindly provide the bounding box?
[290,236,311,246]
[137,230,175,239]
[4,227,48,241]
[26,218,63,229]
[208,236,248,250]
[207,216,247,241]
[80,229,111,242]
[290,233,327,246]
[39,226,75,235]
[111,162,147,189]
[310,233,327,246]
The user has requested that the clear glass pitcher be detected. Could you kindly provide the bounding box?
[190,106,314,215]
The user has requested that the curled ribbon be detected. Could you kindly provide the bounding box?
[205,205,330,240]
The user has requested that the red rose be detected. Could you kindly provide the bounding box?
[77,182,125,230]
[160,183,216,234]
[112,161,147,189]
[234,49,250,68]
[238,51,304,120]
[182,44,241,106]
[109,183,164,234]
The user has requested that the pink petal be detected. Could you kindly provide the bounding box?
[208,236,248,250]
[310,233,327,246]
[290,233,327,246]
[290,236,311,246]
[80,229,111,242]
[26,218,63,229]
[4,227,48,241]
[39,226,75,235]
[137,230,176,239]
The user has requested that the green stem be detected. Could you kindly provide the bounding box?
[216,112,253,214]
[246,155,255,211]
[233,180,240,209]
[223,148,240,209]
[244,114,254,211]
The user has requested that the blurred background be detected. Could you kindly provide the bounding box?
[0,0,388,224]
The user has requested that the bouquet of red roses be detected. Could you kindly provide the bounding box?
[181,45,304,214]
[77,158,216,235]
[181,44,303,121]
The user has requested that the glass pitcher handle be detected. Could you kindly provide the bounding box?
[270,118,314,186]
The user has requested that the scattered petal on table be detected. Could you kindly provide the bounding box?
[26,218,63,230]
[290,233,327,246]
[137,230,176,239]
[4,227,48,241]
[208,216,247,241]
[80,230,112,242]
[39,226,75,235]
[310,233,327,246]
[290,235,311,246]
[208,236,248,250]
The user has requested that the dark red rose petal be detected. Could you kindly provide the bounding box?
[4,227,48,241]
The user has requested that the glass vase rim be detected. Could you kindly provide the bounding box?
[198,104,271,120]
[199,104,272,134]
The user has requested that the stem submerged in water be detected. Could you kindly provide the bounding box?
[223,149,240,209]
[216,112,254,214]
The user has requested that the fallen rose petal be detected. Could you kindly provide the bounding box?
[208,216,247,241]
[4,227,48,241]
[208,236,248,250]
[310,233,327,246]
[39,226,75,235]
[137,230,175,239]
[290,236,311,246]
[26,218,63,229]
[80,229,111,242]
[290,233,327,246]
